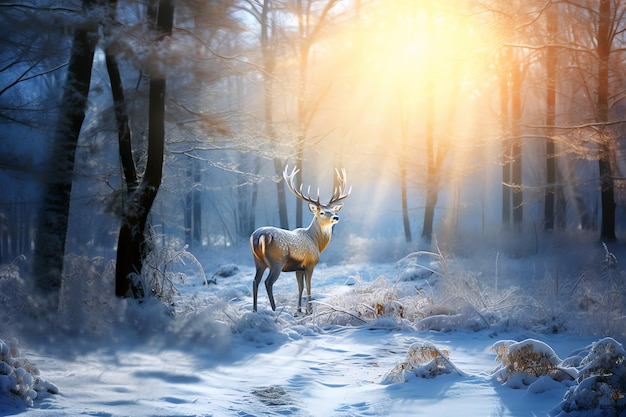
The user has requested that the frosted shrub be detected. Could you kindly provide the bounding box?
[381,341,465,384]
[405,246,540,332]
[491,339,576,389]
[234,311,293,345]
[137,244,207,306]
[0,338,58,407]
[556,337,626,415]
[0,256,29,332]
[572,244,626,339]
[312,276,430,327]
[59,255,116,335]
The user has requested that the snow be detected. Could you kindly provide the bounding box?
[1,242,625,416]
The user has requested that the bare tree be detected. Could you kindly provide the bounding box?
[32,0,98,309]
[115,0,174,298]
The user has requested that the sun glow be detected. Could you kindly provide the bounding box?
[310,0,498,186]
[353,1,492,105]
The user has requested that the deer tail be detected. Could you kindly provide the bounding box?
[251,230,272,263]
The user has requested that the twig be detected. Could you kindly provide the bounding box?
[310,301,366,324]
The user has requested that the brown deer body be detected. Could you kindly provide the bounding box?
[251,166,350,313]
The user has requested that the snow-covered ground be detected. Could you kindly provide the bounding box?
[1,240,625,416]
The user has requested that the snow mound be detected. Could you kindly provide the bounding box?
[491,339,576,389]
[0,338,58,407]
[381,340,466,384]
[554,337,626,416]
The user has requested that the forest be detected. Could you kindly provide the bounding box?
[1,0,625,301]
[1,0,626,415]
[0,0,626,314]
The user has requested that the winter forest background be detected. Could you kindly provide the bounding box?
[0,0,626,416]
[2,1,626,413]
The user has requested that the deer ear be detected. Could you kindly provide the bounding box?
[331,203,343,212]
[308,202,319,213]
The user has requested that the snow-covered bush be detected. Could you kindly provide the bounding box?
[491,339,576,389]
[310,275,431,327]
[0,256,31,334]
[0,338,58,407]
[137,244,207,306]
[381,341,465,384]
[555,337,626,415]
[572,245,626,339]
[59,254,116,335]
[414,247,539,332]
[232,311,302,345]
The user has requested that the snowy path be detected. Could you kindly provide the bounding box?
[11,327,595,417]
[1,260,606,416]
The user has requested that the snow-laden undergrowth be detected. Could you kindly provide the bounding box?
[0,338,58,407]
[1,240,626,412]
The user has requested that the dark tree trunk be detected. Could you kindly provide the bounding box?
[115,0,174,297]
[596,0,617,242]
[32,0,97,308]
[544,5,557,231]
[106,51,138,192]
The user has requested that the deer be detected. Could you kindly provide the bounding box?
[251,165,351,314]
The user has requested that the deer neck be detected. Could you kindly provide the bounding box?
[306,218,332,253]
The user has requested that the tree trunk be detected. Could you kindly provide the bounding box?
[421,77,436,242]
[510,59,523,227]
[106,50,138,192]
[32,0,97,308]
[544,5,557,231]
[184,162,202,248]
[596,0,617,242]
[499,48,512,226]
[399,98,412,243]
[115,0,174,297]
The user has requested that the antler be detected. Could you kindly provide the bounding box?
[283,165,351,206]
[283,165,322,206]
[329,168,351,205]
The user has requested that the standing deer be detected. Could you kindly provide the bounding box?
[251,166,351,313]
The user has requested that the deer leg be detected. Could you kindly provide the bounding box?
[265,267,282,311]
[252,265,266,312]
[296,271,305,312]
[304,268,313,314]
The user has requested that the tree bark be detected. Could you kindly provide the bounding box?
[32,0,97,308]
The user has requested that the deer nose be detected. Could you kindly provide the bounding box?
[332,215,339,223]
